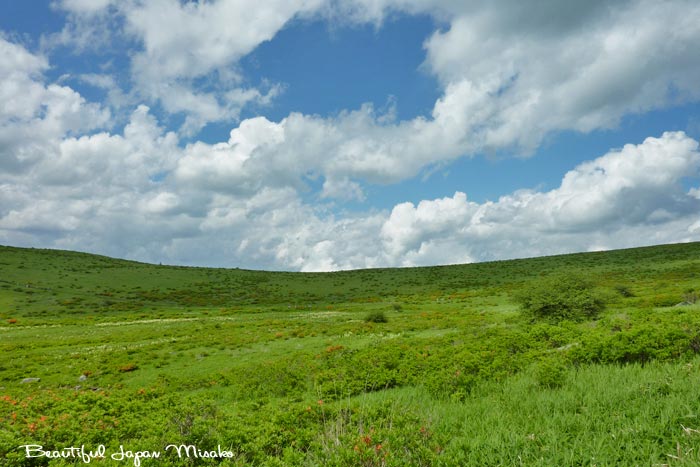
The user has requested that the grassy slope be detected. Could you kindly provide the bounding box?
[1,242,700,466]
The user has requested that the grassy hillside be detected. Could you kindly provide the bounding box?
[1,243,700,465]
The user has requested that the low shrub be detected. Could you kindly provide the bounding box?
[614,284,634,297]
[365,311,388,323]
[534,358,567,389]
[515,274,605,322]
[118,363,138,372]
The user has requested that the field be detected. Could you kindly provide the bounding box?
[1,242,700,466]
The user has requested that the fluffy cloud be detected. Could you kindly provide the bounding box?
[59,0,114,14]
[46,0,700,153]
[184,131,700,270]
[125,0,322,81]
[51,0,323,133]
[418,0,700,151]
[123,0,324,133]
[0,38,110,174]
[3,91,698,272]
[159,0,700,191]
[3,3,700,271]
[377,132,700,266]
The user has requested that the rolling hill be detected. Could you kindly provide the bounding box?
[1,242,700,465]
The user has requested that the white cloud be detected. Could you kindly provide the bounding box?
[374,131,700,267]
[0,38,110,174]
[321,177,365,201]
[76,73,131,111]
[218,132,699,271]
[121,0,324,132]
[48,0,324,132]
[3,2,700,271]
[44,0,700,152]
[58,0,114,15]
[380,192,476,259]
[125,0,322,81]
[46,0,119,53]
[419,0,700,152]
[35,105,178,189]
[0,39,48,121]
[157,0,700,190]
[160,131,698,270]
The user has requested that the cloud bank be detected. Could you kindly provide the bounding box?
[2,0,700,270]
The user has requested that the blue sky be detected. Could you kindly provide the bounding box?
[1,0,699,270]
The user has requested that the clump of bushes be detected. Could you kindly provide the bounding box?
[515,274,605,322]
[614,284,634,297]
[533,358,568,389]
[365,311,388,323]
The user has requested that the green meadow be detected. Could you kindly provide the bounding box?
[1,242,700,466]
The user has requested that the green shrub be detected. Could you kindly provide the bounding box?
[515,274,605,322]
[533,358,567,389]
[365,310,388,323]
[614,284,634,297]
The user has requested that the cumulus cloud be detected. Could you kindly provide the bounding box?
[42,0,700,153]
[416,0,700,152]
[48,0,323,132]
[155,131,700,270]
[156,0,700,191]
[124,0,322,81]
[121,0,324,133]
[58,0,114,15]
[376,132,700,266]
[3,91,698,272]
[172,132,700,270]
[3,2,700,271]
[0,38,110,174]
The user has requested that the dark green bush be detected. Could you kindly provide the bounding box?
[515,274,605,322]
[364,311,388,323]
[614,284,634,297]
[533,358,568,389]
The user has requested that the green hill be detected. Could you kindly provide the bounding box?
[1,242,700,465]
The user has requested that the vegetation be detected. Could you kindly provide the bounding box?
[515,274,606,321]
[364,310,388,323]
[0,242,699,465]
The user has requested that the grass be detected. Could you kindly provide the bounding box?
[1,241,700,465]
